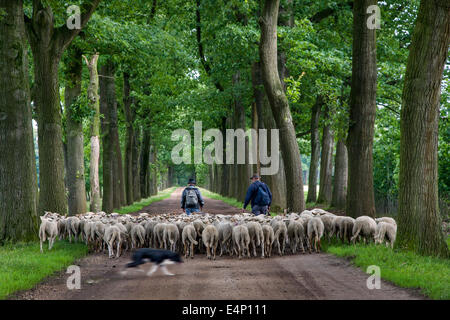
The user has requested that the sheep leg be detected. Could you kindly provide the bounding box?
[40,239,44,253]
[116,240,121,258]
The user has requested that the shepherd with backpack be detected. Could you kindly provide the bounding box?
[181,178,205,215]
[243,174,272,216]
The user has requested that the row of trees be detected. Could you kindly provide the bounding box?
[0,0,448,257]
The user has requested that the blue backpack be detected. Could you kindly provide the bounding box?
[254,183,270,206]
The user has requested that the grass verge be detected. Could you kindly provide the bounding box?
[116,187,176,214]
[0,188,176,299]
[322,239,450,300]
[0,241,88,300]
[198,188,244,209]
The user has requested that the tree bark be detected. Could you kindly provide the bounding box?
[25,1,100,215]
[306,96,322,203]
[397,0,449,257]
[346,0,377,218]
[252,61,287,211]
[140,128,151,198]
[84,54,101,212]
[133,126,141,202]
[123,72,134,204]
[65,46,87,215]
[0,0,38,242]
[99,62,113,213]
[331,139,348,209]
[317,106,334,204]
[232,71,250,202]
[25,0,100,215]
[259,0,305,212]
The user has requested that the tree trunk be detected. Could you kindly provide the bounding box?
[259,0,305,212]
[30,35,67,215]
[84,54,101,212]
[331,139,348,209]
[346,0,377,218]
[317,107,334,204]
[99,62,114,213]
[25,0,100,216]
[220,117,228,196]
[252,61,287,211]
[396,0,449,257]
[232,71,249,202]
[65,46,87,215]
[140,128,151,198]
[306,96,322,203]
[0,0,38,242]
[123,72,134,204]
[133,126,141,202]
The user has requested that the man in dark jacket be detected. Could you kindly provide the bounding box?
[243,174,272,216]
[181,178,205,215]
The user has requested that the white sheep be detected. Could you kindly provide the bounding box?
[39,216,59,253]
[375,221,397,248]
[351,216,377,244]
[307,216,324,253]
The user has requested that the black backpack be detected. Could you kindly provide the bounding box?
[185,188,199,207]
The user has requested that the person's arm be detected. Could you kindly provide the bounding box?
[243,184,256,209]
[266,184,272,206]
[196,189,205,208]
[181,189,186,210]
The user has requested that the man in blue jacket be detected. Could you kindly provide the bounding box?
[181,178,205,215]
[243,174,272,216]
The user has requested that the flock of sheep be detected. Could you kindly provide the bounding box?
[39,209,397,259]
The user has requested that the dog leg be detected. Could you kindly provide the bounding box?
[161,265,174,276]
[147,264,158,276]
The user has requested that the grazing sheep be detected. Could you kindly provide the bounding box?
[329,216,346,240]
[287,220,305,254]
[351,216,377,244]
[246,222,265,258]
[131,224,146,249]
[307,217,324,253]
[104,225,122,258]
[202,225,219,260]
[320,213,336,239]
[182,224,198,259]
[232,225,250,259]
[375,221,397,248]
[39,217,58,253]
[375,217,397,227]
[339,217,355,244]
[272,220,288,256]
[261,224,274,257]
[163,223,180,252]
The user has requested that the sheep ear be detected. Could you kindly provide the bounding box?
[40,216,45,221]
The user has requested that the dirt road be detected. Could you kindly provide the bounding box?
[12,188,425,300]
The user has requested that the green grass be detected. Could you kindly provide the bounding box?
[0,241,88,300]
[116,187,176,214]
[323,238,450,300]
[199,188,244,209]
